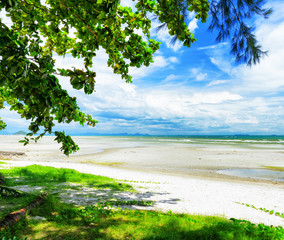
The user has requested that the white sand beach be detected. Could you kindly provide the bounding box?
[0,135,284,227]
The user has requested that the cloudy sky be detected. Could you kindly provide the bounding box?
[1,1,284,135]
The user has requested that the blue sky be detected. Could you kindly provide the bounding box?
[1,1,284,135]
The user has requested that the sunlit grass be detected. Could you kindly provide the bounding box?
[1,165,133,191]
[2,199,284,240]
[1,165,284,240]
[0,165,134,221]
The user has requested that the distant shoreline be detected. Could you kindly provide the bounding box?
[2,133,284,138]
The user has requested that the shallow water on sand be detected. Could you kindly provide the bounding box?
[73,135,284,154]
[1,135,284,183]
[217,169,284,182]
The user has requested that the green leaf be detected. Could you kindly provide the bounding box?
[7,55,15,61]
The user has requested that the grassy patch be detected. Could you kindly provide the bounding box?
[1,165,284,240]
[0,161,8,164]
[1,196,284,240]
[262,166,284,172]
[0,194,38,220]
[0,165,134,221]
[1,165,133,192]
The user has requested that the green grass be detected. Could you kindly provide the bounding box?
[0,194,37,219]
[0,165,134,221]
[1,165,133,191]
[1,197,283,240]
[0,161,8,164]
[1,165,284,240]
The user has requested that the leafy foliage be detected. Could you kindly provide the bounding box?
[0,0,271,154]
[208,0,272,66]
[235,202,284,219]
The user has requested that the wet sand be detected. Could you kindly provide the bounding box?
[1,135,284,226]
[1,135,283,184]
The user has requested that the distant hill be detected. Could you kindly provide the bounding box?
[13,131,28,135]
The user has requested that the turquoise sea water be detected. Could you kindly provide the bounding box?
[145,135,284,142]
[93,135,284,148]
[73,135,284,155]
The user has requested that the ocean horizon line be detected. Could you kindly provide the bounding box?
[2,132,284,139]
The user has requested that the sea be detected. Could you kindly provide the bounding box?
[73,135,284,149]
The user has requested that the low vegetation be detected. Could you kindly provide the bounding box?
[1,164,133,192]
[0,164,284,240]
[262,166,284,172]
[235,202,284,219]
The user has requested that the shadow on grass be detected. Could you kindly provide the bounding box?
[0,194,37,220]
[3,211,283,240]
[1,164,284,239]
[1,165,181,208]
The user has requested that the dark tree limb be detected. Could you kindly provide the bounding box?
[0,192,47,230]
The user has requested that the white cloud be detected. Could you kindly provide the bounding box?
[196,73,207,81]
[152,55,168,67]
[207,80,228,87]
[189,92,242,105]
[198,42,229,50]
[234,20,284,93]
[188,18,198,32]
[0,9,12,26]
[0,107,30,132]
[190,68,199,75]
[129,55,174,79]
[225,116,259,124]
[163,74,179,82]
[169,57,179,63]
[190,68,208,81]
[119,83,136,97]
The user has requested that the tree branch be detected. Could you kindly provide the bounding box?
[58,0,97,39]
